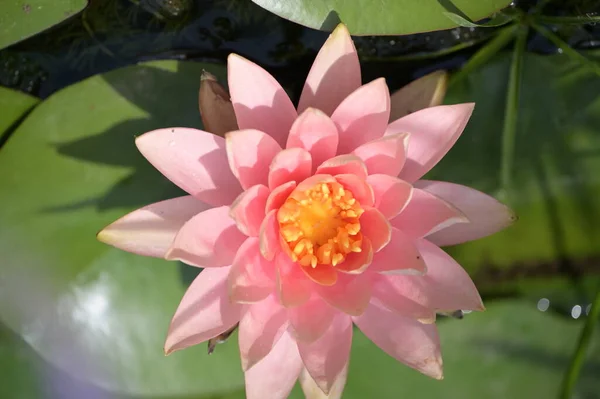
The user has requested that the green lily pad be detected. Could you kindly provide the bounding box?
[250,0,512,35]
[0,0,88,50]
[0,86,39,142]
[0,60,245,396]
[437,51,600,297]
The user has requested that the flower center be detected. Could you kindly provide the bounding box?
[277,181,364,268]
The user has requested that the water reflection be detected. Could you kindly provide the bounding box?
[537,298,550,312]
[571,305,582,319]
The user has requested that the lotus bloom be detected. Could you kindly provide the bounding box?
[98,24,515,399]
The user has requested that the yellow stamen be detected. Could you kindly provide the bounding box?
[277,181,363,268]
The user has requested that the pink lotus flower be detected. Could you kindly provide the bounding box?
[98,24,515,398]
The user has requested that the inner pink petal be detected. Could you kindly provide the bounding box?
[352,133,409,176]
[166,206,246,267]
[331,78,391,154]
[229,184,269,237]
[315,154,368,180]
[226,129,282,190]
[360,207,392,252]
[317,272,373,316]
[286,108,339,170]
[288,294,336,343]
[369,227,427,274]
[275,252,312,307]
[266,180,296,213]
[367,174,413,219]
[229,237,276,304]
[268,148,312,190]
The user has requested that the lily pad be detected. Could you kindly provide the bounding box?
[0,86,39,142]
[0,0,88,50]
[437,51,600,297]
[0,60,245,396]
[250,0,512,35]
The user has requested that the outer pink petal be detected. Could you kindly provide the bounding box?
[391,188,468,239]
[229,237,276,304]
[371,275,435,323]
[315,155,368,180]
[228,54,297,147]
[97,196,209,258]
[297,24,361,116]
[317,272,372,316]
[226,129,282,189]
[266,180,296,213]
[136,128,242,206]
[288,295,336,343]
[229,184,269,237]
[352,133,409,176]
[276,252,312,307]
[369,227,427,275]
[268,148,312,190]
[286,108,339,169]
[299,365,348,399]
[388,103,475,182]
[388,70,448,122]
[334,173,374,207]
[166,206,246,267]
[239,295,289,370]
[259,209,281,261]
[384,239,484,311]
[298,314,352,395]
[415,180,516,246]
[360,207,391,252]
[353,301,443,379]
[331,78,391,154]
[164,267,241,354]
[367,174,412,219]
[245,332,302,399]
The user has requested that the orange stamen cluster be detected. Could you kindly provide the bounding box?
[277,181,364,268]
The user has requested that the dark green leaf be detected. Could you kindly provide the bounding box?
[0,86,39,142]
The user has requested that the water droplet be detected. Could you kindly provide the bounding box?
[571,305,582,319]
[537,298,550,312]
[585,303,592,315]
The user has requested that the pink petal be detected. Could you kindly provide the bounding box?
[136,128,242,206]
[245,332,302,399]
[259,209,281,261]
[387,103,475,182]
[268,148,312,190]
[239,295,289,370]
[389,70,448,122]
[286,108,339,169]
[166,206,246,267]
[276,252,312,307]
[384,238,484,312]
[367,174,413,219]
[226,129,282,189]
[198,70,238,136]
[415,180,516,246]
[371,275,435,323]
[360,207,391,252]
[298,314,352,395]
[266,180,296,213]
[299,365,348,399]
[297,24,361,116]
[317,272,372,316]
[335,237,373,275]
[97,196,209,258]
[315,155,368,180]
[334,173,374,207]
[164,267,241,354]
[295,174,337,193]
[331,78,391,154]
[302,263,338,286]
[352,133,409,176]
[369,227,427,274]
[228,54,297,147]
[229,184,269,237]
[288,295,336,343]
[391,188,468,239]
[353,301,443,379]
[229,237,276,304]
